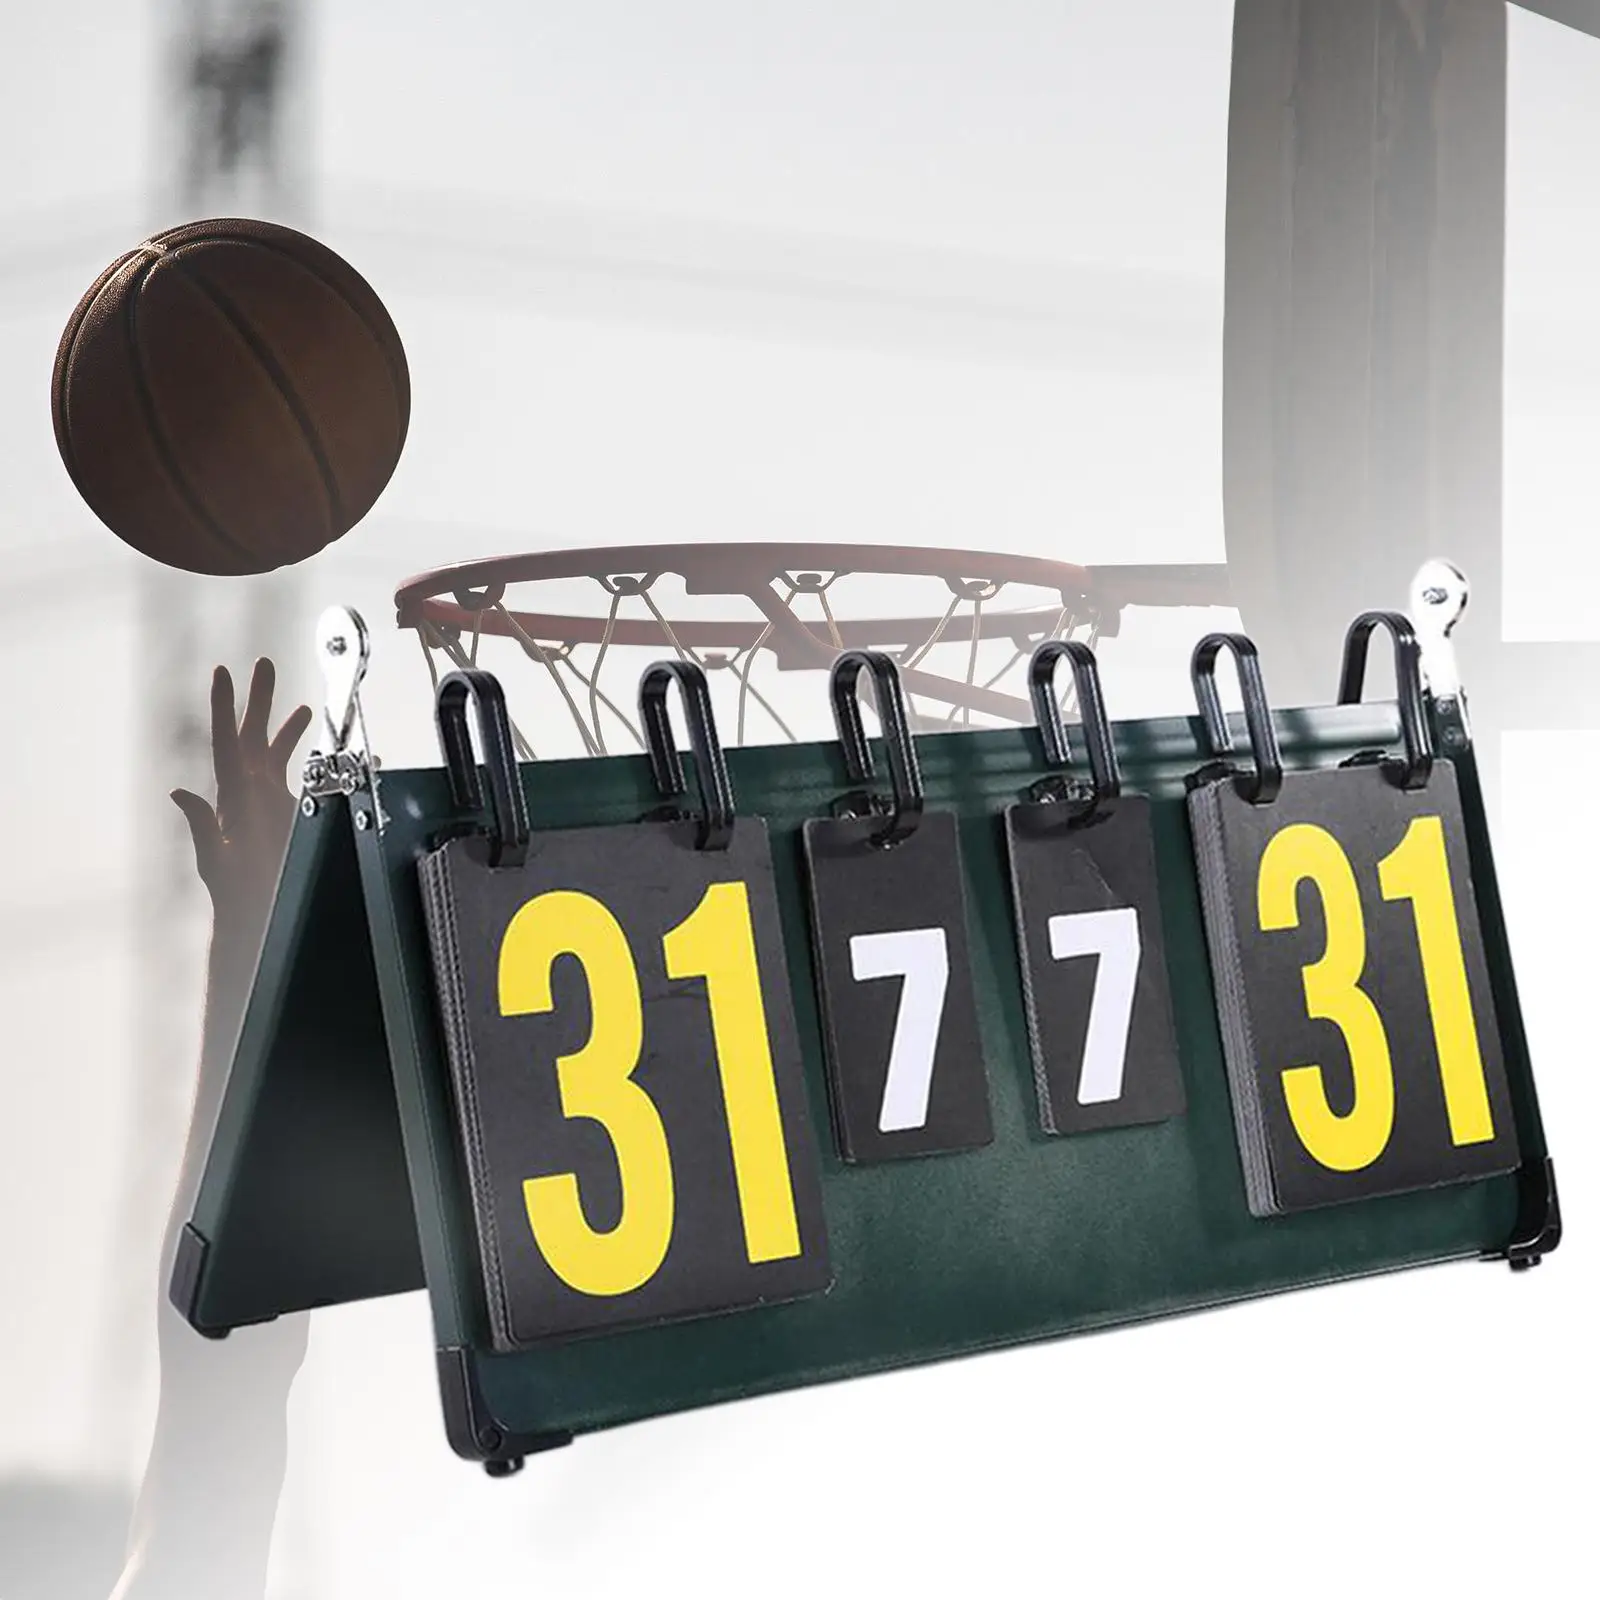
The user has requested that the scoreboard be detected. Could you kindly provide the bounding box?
[171,607,1559,1476]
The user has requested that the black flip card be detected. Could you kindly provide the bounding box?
[419,816,831,1349]
[802,810,993,1163]
[1189,761,1520,1215]
[1006,796,1186,1135]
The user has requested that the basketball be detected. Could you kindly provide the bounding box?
[51,217,409,577]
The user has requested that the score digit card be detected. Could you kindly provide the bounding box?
[1189,761,1520,1216]
[419,817,832,1349]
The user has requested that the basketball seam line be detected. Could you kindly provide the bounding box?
[53,250,141,487]
[161,230,410,426]
[171,258,348,538]
[122,258,262,568]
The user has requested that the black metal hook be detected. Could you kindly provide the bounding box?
[1190,633,1284,804]
[829,650,924,848]
[639,659,737,851]
[1336,610,1435,791]
[1027,639,1121,822]
[435,669,531,867]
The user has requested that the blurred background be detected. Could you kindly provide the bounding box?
[1,3,1596,1597]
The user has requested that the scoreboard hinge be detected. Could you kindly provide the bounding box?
[1410,559,1473,756]
[300,606,387,830]
[301,747,371,800]
[436,1347,573,1477]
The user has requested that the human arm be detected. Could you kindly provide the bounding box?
[111,661,313,1600]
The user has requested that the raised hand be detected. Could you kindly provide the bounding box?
[162,653,314,1207]
[169,659,313,944]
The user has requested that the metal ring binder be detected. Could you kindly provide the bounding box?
[638,658,737,851]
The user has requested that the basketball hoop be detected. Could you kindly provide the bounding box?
[393,542,1232,759]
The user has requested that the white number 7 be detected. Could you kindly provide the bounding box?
[1047,907,1141,1104]
[849,928,950,1132]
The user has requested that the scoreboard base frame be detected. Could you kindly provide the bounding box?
[171,652,1560,1477]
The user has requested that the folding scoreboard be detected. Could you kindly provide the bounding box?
[173,567,1559,1476]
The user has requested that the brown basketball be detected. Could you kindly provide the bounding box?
[52,217,409,577]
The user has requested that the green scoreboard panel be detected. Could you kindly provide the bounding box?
[171,611,1559,1476]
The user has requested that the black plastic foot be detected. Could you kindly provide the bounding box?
[168,1224,210,1325]
[437,1347,572,1474]
[1496,1156,1561,1270]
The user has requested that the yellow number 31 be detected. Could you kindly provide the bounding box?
[1257,817,1496,1172]
[498,882,803,1297]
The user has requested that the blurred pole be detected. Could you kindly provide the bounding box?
[101,0,314,1580]
[1224,0,1600,807]
[1222,0,1507,709]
